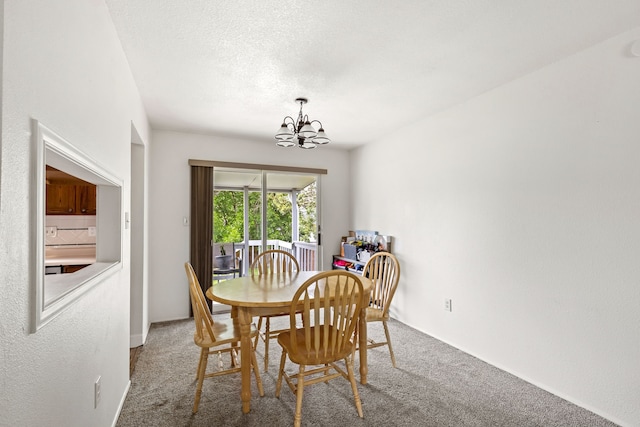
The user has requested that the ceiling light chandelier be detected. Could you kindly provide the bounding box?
[275,97,330,149]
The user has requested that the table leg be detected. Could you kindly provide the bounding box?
[358,307,368,384]
[237,307,253,413]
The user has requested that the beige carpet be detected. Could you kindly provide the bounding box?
[116,315,617,427]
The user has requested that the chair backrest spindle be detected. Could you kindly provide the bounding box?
[251,249,299,276]
[364,252,400,315]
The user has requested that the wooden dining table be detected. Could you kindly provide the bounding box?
[206,270,372,414]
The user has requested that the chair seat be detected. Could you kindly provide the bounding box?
[365,306,389,322]
[278,327,354,365]
[194,317,258,348]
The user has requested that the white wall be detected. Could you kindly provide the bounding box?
[0,1,149,426]
[351,28,640,426]
[148,130,351,323]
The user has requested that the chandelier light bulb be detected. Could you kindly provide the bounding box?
[313,128,330,144]
[275,123,294,141]
[276,139,295,147]
[299,139,317,149]
[299,121,318,139]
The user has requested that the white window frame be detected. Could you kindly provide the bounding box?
[32,120,123,332]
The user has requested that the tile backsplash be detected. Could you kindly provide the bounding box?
[45,215,96,246]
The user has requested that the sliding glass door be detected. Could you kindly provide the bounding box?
[265,171,319,270]
[212,167,320,296]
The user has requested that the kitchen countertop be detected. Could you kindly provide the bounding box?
[45,246,96,266]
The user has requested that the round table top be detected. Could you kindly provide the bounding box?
[206,270,371,308]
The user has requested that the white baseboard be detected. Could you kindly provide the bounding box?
[420,328,626,427]
[130,322,151,347]
[129,334,144,348]
[111,380,131,427]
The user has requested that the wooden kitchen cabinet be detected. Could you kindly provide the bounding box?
[46,184,77,214]
[77,185,97,214]
[46,184,96,215]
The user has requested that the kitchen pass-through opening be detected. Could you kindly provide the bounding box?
[33,120,123,332]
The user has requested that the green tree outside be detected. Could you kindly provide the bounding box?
[213,182,316,244]
[297,182,317,242]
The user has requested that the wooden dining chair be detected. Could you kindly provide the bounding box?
[275,270,365,427]
[184,262,264,413]
[361,252,401,367]
[250,249,300,370]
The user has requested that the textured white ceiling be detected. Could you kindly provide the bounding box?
[105,1,640,148]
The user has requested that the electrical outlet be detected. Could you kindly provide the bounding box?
[94,376,101,408]
[45,226,57,237]
[444,298,452,312]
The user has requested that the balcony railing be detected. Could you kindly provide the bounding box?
[215,240,317,276]
[245,240,317,272]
